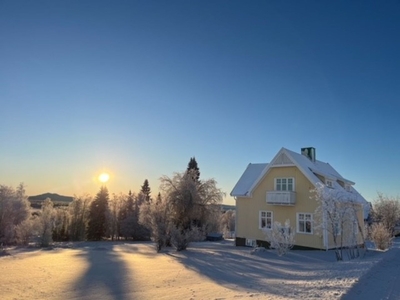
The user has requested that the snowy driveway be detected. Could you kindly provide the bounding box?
[342,239,400,300]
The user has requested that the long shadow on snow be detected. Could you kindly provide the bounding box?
[72,243,134,300]
[166,241,343,297]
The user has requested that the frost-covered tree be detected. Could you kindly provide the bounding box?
[0,184,31,245]
[15,218,34,246]
[87,186,109,240]
[52,207,69,241]
[140,198,170,252]
[35,198,56,247]
[159,169,223,250]
[68,194,91,241]
[118,191,136,239]
[108,193,124,240]
[263,219,295,256]
[313,183,361,261]
[220,209,235,238]
[373,193,400,236]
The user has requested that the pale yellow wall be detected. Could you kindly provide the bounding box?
[236,166,324,249]
[326,203,365,249]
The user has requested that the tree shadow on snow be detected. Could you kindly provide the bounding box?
[72,243,135,300]
[165,241,356,298]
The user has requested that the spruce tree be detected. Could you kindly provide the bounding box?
[187,157,200,181]
[156,192,162,205]
[140,179,151,203]
[87,186,110,240]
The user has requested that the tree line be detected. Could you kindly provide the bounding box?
[0,157,236,252]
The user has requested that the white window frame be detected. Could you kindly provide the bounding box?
[259,211,273,230]
[325,179,334,188]
[297,213,313,234]
[245,239,256,247]
[275,177,295,191]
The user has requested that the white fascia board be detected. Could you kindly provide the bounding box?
[246,148,286,196]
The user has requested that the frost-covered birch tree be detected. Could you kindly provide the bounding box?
[313,183,360,261]
[140,198,171,252]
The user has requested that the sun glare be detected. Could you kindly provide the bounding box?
[98,173,110,183]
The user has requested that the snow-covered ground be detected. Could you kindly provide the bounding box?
[0,239,398,300]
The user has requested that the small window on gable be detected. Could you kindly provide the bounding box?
[326,180,334,188]
[275,178,295,191]
[345,184,352,192]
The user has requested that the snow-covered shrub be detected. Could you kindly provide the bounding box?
[15,218,34,246]
[372,193,400,236]
[371,222,392,250]
[170,225,205,251]
[35,199,56,247]
[263,219,295,256]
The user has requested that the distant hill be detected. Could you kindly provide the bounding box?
[28,193,73,208]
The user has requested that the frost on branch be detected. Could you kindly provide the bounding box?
[263,219,295,256]
[370,222,392,250]
[313,183,362,261]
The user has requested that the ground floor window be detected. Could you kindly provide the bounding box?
[259,211,273,230]
[297,213,313,234]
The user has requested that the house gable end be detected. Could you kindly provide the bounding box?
[270,151,295,166]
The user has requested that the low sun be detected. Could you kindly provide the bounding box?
[98,172,110,183]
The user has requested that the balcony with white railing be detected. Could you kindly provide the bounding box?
[266,191,296,205]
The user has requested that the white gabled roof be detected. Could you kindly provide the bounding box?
[230,163,268,197]
[231,147,370,217]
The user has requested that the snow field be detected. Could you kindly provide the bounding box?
[0,239,396,300]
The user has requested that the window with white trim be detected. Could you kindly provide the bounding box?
[326,180,334,188]
[275,178,294,191]
[259,211,273,230]
[297,213,313,234]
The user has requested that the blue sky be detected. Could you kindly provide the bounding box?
[1,1,399,204]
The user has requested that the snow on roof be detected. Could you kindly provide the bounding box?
[230,163,268,197]
[231,147,370,217]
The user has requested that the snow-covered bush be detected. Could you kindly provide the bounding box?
[170,225,205,251]
[372,193,400,236]
[15,218,34,246]
[35,199,56,247]
[371,222,392,250]
[263,219,295,256]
